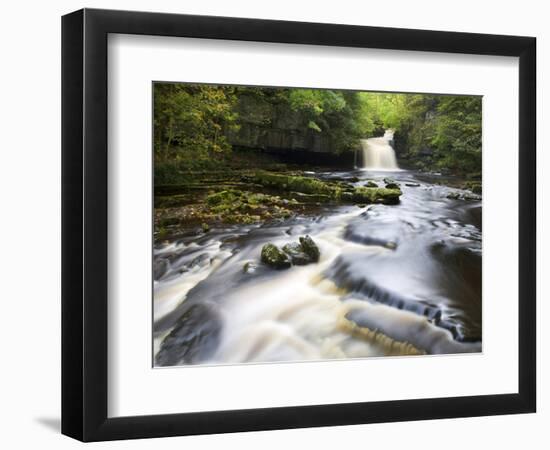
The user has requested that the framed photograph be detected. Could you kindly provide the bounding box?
[61,8,536,441]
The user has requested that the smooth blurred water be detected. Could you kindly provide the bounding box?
[153,169,482,367]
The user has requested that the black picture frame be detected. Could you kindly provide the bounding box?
[61,8,536,442]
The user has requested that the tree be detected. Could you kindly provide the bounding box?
[153,83,482,176]
[153,83,238,160]
[430,96,482,173]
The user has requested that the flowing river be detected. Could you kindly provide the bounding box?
[153,136,482,367]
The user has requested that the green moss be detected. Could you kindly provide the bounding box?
[157,226,168,240]
[254,171,335,196]
[224,213,262,224]
[206,190,241,206]
[261,243,291,269]
[204,189,292,223]
[262,236,321,269]
[463,181,482,195]
[254,171,402,205]
[299,235,320,262]
[352,187,402,205]
[282,242,311,265]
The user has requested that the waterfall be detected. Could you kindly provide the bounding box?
[361,130,399,170]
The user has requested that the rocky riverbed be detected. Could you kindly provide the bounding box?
[153,168,482,366]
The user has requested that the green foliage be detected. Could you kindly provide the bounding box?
[356,92,410,131]
[153,83,239,160]
[153,82,482,176]
[430,96,482,173]
[392,95,482,174]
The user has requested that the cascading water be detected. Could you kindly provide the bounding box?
[153,169,482,367]
[361,130,399,170]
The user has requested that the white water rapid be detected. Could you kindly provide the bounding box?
[153,170,483,367]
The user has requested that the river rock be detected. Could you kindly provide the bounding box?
[385,182,400,189]
[261,243,291,269]
[155,303,221,366]
[299,235,320,262]
[189,253,210,269]
[405,182,420,187]
[243,261,258,274]
[446,192,460,200]
[463,193,481,201]
[153,258,170,280]
[383,177,397,185]
[366,180,378,188]
[282,242,313,265]
[340,191,354,202]
[463,181,482,194]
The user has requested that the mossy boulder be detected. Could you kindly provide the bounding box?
[366,180,378,188]
[352,187,402,205]
[261,243,291,269]
[254,171,334,196]
[463,193,481,201]
[299,235,320,262]
[446,191,480,201]
[262,235,321,269]
[383,178,401,190]
[446,192,460,200]
[153,258,169,280]
[282,242,312,265]
[253,171,402,206]
[463,181,482,195]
